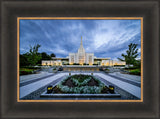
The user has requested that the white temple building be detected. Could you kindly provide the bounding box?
[69,38,94,65]
[42,37,126,66]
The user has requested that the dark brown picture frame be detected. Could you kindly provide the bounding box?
[0,0,159,118]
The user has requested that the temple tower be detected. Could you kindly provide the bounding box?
[78,37,86,64]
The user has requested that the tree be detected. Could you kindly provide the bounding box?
[20,54,29,66]
[118,43,139,67]
[134,59,141,68]
[36,52,53,65]
[26,44,42,66]
[41,52,52,60]
[50,53,56,57]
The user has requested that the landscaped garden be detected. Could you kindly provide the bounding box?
[123,65,141,76]
[128,68,141,75]
[20,66,41,75]
[47,74,114,94]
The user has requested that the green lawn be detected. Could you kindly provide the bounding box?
[129,69,141,75]
[20,68,35,75]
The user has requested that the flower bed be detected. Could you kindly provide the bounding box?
[51,74,111,94]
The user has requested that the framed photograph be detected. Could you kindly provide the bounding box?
[17,17,143,102]
[1,0,159,119]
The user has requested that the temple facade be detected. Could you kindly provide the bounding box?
[69,38,94,65]
[42,37,126,66]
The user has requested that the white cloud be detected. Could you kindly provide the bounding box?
[84,20,141,56]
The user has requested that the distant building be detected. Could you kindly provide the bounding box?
[42,37,126,66]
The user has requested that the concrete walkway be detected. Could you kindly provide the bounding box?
[95,73,141,98]
[106,74,140,87]
[109,72,141,82]
[20,71,54,83]
[20,73,67,98]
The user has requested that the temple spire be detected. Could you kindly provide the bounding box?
[81,36,83,46]
[78,36,85,54]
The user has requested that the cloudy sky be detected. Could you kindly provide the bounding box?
[20,19,141,60]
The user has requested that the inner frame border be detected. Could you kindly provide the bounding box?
[17,17,143,102]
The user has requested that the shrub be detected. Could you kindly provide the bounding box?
[37,64,42,66]
[124,66,140,70]
[71,74,91,82]
[129,69,141,75]
[71,77,91,86]
[83,63,89,65]
[20,68,34,75]
[73,63,79,65]
[114,65,125,67]
[105,68,110,71]
[20,66,41,70]
[56,75,105,94]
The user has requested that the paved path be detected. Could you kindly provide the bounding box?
[94,73,141,98]
[20,73,67,98]
[109,72,141,82]
[20,74,56,87]
[106,74,140,87]
[20,72,141,99]
[20,71,54,83]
